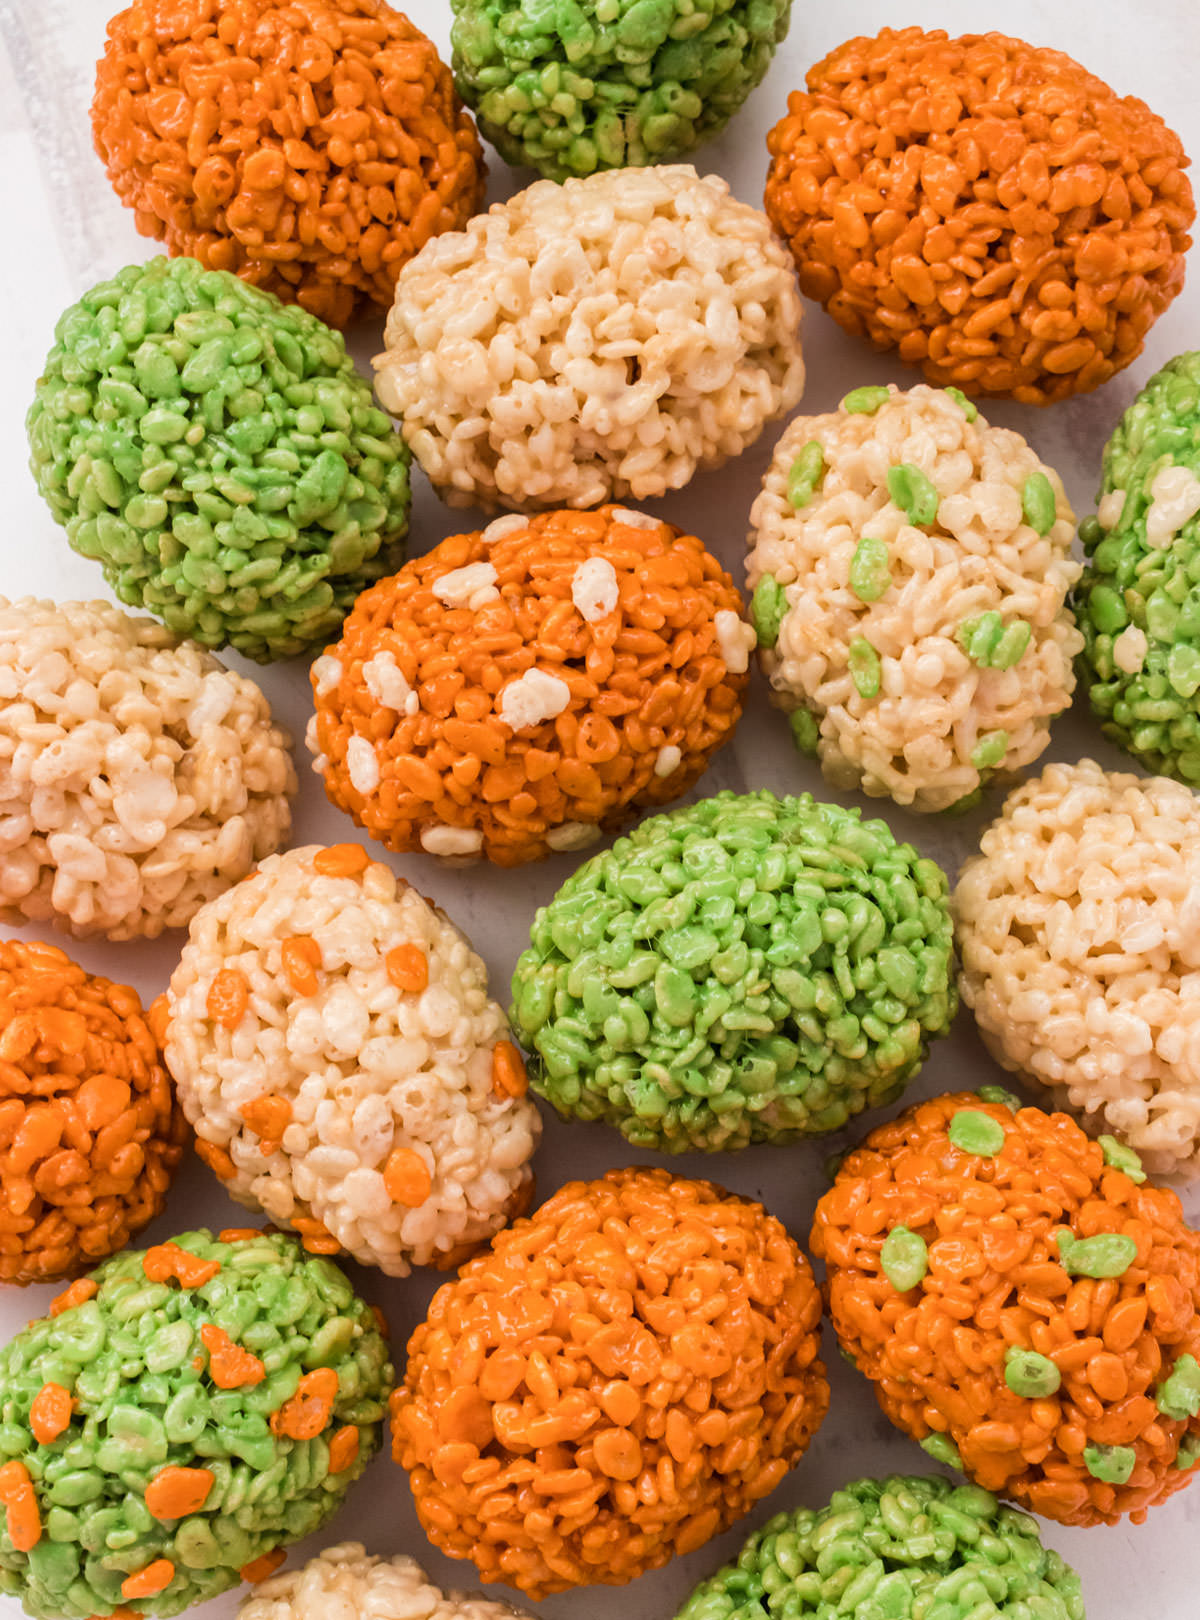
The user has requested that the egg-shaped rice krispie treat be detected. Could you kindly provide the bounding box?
[1075,351,1200,783]
[164,844,540,1275]
[0,1229,391,1619]
[0,938,186,1285]
[27,257,411,661]
[373,165,805,512]
[238,1544,532,1620]
[813,1091,1200,1527]
[391,1168,829,1598]
[308,506,753,865]
[746,385,1082,812]
[511,789,956,1151]
[674,1475,1085,1620]
[0,598,295,940]
[450,0,791,180]
[954,759,1200,1177]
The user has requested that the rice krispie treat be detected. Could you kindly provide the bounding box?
[164,844,540,1274]
[374,165,805,511]
[747,385,1081,811]
[308,506,752,865]
[955,759,1200,1177]
[0,598,294,939]
[238,1544,532,1620]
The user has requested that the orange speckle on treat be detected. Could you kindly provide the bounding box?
[147,993,170,1047]
[206,968,249,1029]
[291,1215,341,1255]
[240,1549,286,1584]
[195,1137,237,1183]
[385,943,428,994]
[218,1229,263,1244]
[328,1425,359,1473]
[0,1462,41,1552]
[200,1323,265,1389]
[383,1147,432,1208]
[49,1278,96,1316]
[29,1384,73,1445]
[270,1368,339,1440]
[145,1466,215,1520]
[144,1242,220,1289]
[281,936,322,996]
[313,844,369,877]
[121,1560,174,1599]
[371,1304,390,1339]
[239,1093,292,1156]
[491,1041,527,1100]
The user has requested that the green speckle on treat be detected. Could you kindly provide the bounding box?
[842,385,891,415]
[1056,1229,1138,1278]
[948,1108,1006,1157]
[1176,1435,1200,1469]
[510,789,956,1151]
[958,612,1031,670]
[0,1230,391,1619]
[824,1150,845,1182]
[848,636,881,698]
[944,386,978,422]
[788,706,819,756]
[672,1473,1085,1620]
[26,257,411,662]
[887,462,939,526]
[978,1084,1021,1109]
[880,1224,928,1292]
[750,575,787,648]
[1157,1355,1200,1421]
[1022,471,1058,536]
[970,730,1009,771]
[919,1433,963,1470]
[849,535,891,602]
[1099,1133,1147,1183]
[1073,350,1200,785]
[787,440,825,509]
[1083,1444,1136,1485]
[1005,1346,1062,1398]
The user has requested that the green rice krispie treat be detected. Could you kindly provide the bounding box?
[449,0,792,180]
[1076,350,1200,783]
[27,257,410,662]
[673,1474,1085,1620]
[510,789,955,1151]
[0,1229,391,1619]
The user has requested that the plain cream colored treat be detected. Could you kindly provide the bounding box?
[746,386,1082,811]
[238,1544,532,1620]
[373,164,805,511]
[955,759,1200,1176]
[0,596,294,939]
[165,846,540,1274]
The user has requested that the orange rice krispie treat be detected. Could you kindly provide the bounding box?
[92,0,485,328]
[813,1091,1200,1527]
[0,939,186,1285]
[308,507,754,865]
[391,1167,829,1598]
[764,28,1194,403]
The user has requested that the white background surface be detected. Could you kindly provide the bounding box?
[0,0,1199,1616]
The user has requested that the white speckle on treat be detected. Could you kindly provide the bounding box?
[498,668,571,731]
[611,507,660,530]
[1097,489,1126,531]
[546,821,601,852]
[311,655,343,697]
[346,736,380,795]
[420,824,484,857]
[482,514,527,544]
[571,557,620,622]
[187,672,236,733]
[363,651,414,714]
[715,609,756,674]
[1113,625,1149,674]
[655,744,682,777]
[304,713,328,774]
[1145,465,1200,549]
[433,562,499,608]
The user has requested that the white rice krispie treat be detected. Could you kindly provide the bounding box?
[239,1545,532,1620]
[746,385,1082,811]
[165,845,540,1274]
[955,759,1200,1177]
[374,164,805,512]
[0,597,294,938]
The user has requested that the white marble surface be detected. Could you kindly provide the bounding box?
[0,0,1199,1615]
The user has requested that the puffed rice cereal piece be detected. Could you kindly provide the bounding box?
[0,598,295,939]
[164,844,540,1275]
[238,1543,532,1620]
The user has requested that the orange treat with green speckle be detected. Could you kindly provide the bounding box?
[390,1166,828,1599]
[812,1090,1200,1526]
